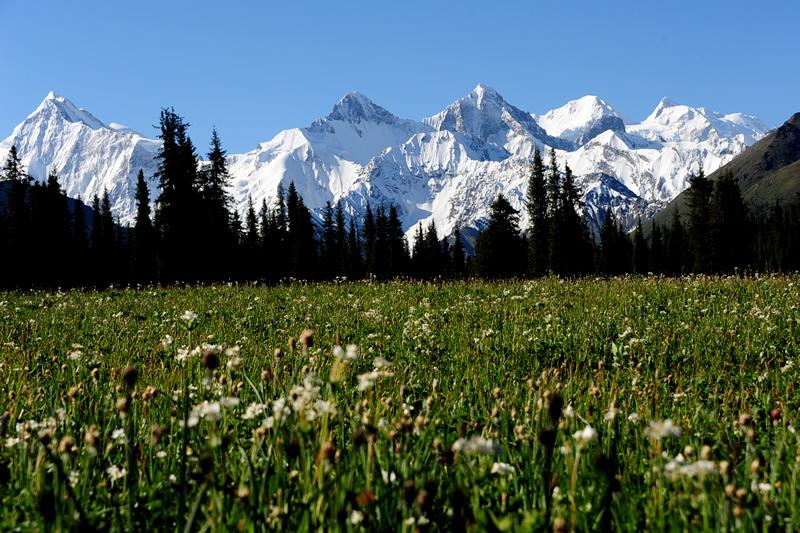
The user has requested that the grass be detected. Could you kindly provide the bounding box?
[0,277,798,531]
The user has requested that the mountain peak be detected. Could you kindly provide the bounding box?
[326,91,399,125]
[658,96,676,107]
[472,83,499,98]
[536,95,625,144]
[30,92,107,130]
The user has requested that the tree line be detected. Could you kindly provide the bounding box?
[2,108,800,288]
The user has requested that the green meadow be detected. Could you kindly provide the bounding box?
[0,277,798,531]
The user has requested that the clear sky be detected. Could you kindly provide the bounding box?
[1,0,797,153]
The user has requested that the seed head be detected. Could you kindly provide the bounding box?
[116,396,129,414]
[58,436,77,455]
[299,329,314,352]
[122,365,138,389]
[202,349,220,371]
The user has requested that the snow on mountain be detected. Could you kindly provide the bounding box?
[225,92,429,215]
[424,84,574,156]
[0,87,770,244]
[534,95,627,145]
[0,92,160,224]
[630,97,767,145]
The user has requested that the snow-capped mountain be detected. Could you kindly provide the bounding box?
[534,95,627,145]
[0,92,160,220]
[0,86,770,241]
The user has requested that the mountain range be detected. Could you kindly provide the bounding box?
[0,86,770,241]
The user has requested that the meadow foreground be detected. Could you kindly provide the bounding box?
[0,278,798,531]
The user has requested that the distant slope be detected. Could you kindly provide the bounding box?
[653,112,800,227]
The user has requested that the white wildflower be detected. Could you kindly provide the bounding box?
[645,419,682,440]
[754,482,773,494]
[572,425,598,446]
[490,462,515,476]
[452,436,497,455]
[180,310,198,323]
[106,465,127,482]
[350,510,364,525]
[220,397,240,409]
[345,344,359,361]
[242,403,266,420]
[373,356,392,370]
[381,470,397,485]
[332,345,346,359]
[111,428,126,444]
[357,371,381,392]
[627,412,640,423]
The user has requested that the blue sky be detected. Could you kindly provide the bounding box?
[1,0,797,152]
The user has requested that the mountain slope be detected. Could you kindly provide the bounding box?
[652,112,800,227]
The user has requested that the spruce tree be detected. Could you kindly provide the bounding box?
[686,168,713,273]
[547,149,562,273]
[347,218,362,278]
[244,196,260,275]
[335,202,347,276]
[198,127,234,278]
[153,108,201,281]
[321,201,338,277]
[649,221,665,274]
[451,224,466,278]
[526,147,548,276]
[133,170,156,281]
[363,205,377,276]
[710,172,749,273]
[72,195,89,284]
[2,146,32,284]
[631,220,650,274]
[286,182,316,278]
[666,209,686,275]
[474,194,525,278]
[387,206,407,276]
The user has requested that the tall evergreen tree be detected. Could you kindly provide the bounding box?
[526,147,548,276]
[133,170,156,281]
[631,220,650,274]
[334,202,348,276]
[649,221,665,274]
[154,108,201,281]
[244,196,260,276]
[363,204,377,276]
[666,209,686,275]
[686,168,713,273]
[321,201,338,277]
[286,182,316,277]
[451,224,466,278]
[474,194,526,278]
[547,148,562,273]
[2,146,32,283]
[347,218,362,279]
[710,172,749,273]
[387,206,408,276]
